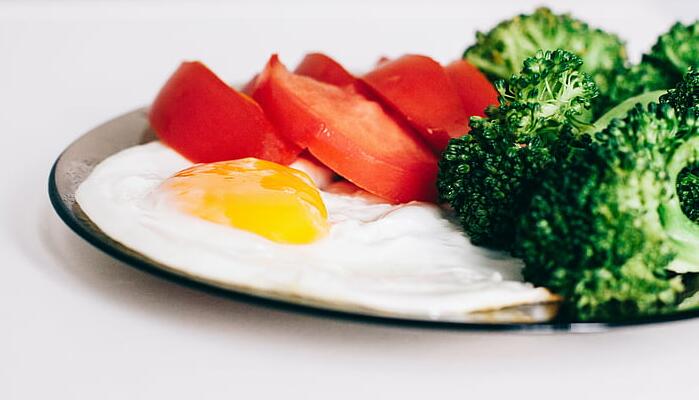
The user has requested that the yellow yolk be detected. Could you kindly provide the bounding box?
[159,158,329,244]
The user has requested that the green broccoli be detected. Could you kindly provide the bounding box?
[513,103,699,320]
[660,68,699,116]
[438,49,597,249]
[590,69,697,133]
[646,21,698,78]
[661,69,699,226]
[591,90,666,133]
[463,7,626,105]
[678,166,699,224]
[606,21,698,107]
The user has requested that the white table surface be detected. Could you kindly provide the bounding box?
[2,1,698,398]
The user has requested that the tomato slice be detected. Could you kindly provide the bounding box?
[361,55,471,153]
[241,73,258,95]
[252,55,438,203]
[294,52,376,99]
[149,62,300,164]
[294,53,357,87]
[445,60,499,118]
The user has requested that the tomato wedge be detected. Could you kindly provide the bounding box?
[294,53,357,87]
[149,62,300,164]
[241,73,258,95]
[361,54,471,153]
[445,60,499,118]
[252,55,438,203]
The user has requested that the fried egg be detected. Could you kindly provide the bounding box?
[75,141,556,320]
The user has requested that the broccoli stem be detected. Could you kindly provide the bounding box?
[662,135,699,273]
[591,90,666,133]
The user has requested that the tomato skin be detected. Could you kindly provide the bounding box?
[361,55,471,153]
[294,53,357,87]
[294,53,374,98]
[149,62,300,164]
[444,60,499,118]
[251,56,327,148]
[252,55,438,203]
[241,73,258,95]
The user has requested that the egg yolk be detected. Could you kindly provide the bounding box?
[159,158,329,244]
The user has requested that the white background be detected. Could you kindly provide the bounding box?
[2,1,699,399]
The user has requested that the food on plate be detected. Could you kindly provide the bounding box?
[661,68,699,118]
[590,90,666,133]
[294,52,357,87]
[361,54,482,152]
[440,12,699,320]
[75,141,556,318]
[438,49,598,249]
[439,60,698,320]
[444,60,499,120]
[158,158,330,244]
[296,53,496,153]
[240,74,259,95]
[462,7,627,114]
[251,55,439,203]
[679,164,699,224]
[149,61,299,164]
[606,21,699,109]
[665,70,699,225]
[74,6,699,323]
[514,86,699,320]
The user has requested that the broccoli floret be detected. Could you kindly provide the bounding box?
[591,90,666,133]
[438,49,597,249]
[592,69,697,139]
[661,69,699,225]
[514,103,699,320]
[647,21,699,74]
[604,64,674,111]
[607,21,698,107]
[678,166,699,224]
[660,68,699,116]
[463,7,626,104]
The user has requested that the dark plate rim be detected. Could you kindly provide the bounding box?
[47,109,699,332]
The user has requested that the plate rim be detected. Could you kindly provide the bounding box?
[47,108,699,332]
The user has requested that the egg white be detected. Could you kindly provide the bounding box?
[75,141,555,320]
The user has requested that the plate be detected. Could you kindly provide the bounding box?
[49,108,699,331]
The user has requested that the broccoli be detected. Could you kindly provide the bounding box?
[590,69,696,133]
[513,103,699,320]
[606,21,698,107]
[463,7,626,106]
[660,68,699,116]
[679,166,699,224]
[438,49,597,249]
[661,69,699,226]
[590,90,665,134]
[646,21,698,78]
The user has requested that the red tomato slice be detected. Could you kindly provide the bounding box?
[253,55,438,203]
[361,55,471,153]
[294,53,357,87]
[241,73,258,95]
[294,52,375,99]
[149,62,300,164]
[445,60,499,118]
